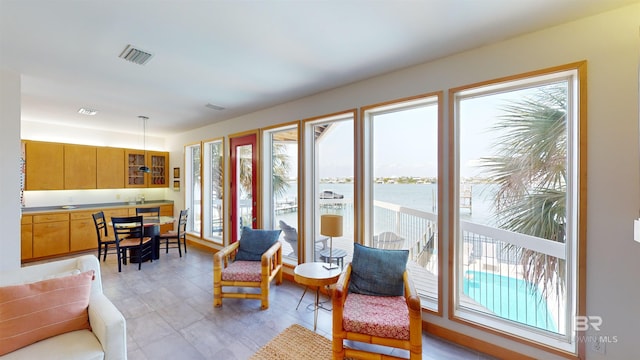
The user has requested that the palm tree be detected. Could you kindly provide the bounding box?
[479,83,567,299]
[236,143,291,199]
[271,143,292,199]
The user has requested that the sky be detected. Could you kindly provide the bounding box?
[288,86,543,179]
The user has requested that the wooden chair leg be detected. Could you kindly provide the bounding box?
[116,248,122,272]
[213,264,222,307]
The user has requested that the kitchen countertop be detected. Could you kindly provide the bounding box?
[22,200,174,214]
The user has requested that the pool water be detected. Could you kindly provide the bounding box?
[463,270,557,333]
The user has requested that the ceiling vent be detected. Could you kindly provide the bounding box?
[205,103,225,111]
[119,44,153,65]
[77,108,98,116]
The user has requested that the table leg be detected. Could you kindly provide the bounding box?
[296,287,308,310]
[314,287,320,331]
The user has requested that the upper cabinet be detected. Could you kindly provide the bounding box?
[64,144,97,189]
[125,149,147,188]
[147,151,168,188]
[23,140,169,190]
[97,147,125,188]
[25,141,64,190]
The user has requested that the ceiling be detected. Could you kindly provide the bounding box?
[1,0,636,137]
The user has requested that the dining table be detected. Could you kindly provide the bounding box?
[110,215,176,262]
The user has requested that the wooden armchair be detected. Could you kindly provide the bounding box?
[213,229,283,310]
[332,244,422,359]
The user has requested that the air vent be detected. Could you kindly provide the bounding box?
[205,103,225,111]
[119,44,153,65]
[78,108,98,116]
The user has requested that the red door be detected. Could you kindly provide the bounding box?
[229,133,258,243]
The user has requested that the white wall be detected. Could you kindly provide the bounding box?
[167,5,640,359]
[0,67,21,271]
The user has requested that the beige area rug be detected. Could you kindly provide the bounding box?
[250,324,333,360]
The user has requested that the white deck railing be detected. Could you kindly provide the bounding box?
[373,201,565,334]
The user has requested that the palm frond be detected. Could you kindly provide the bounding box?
[478,83,568,298]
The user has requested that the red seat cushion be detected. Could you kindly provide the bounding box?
[222,261,261,282]
[343,293,410,340]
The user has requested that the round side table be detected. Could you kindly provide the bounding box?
[319,248,348,269]
[293,262,342,331]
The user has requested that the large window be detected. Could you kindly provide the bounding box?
[452,64,585,354]
[303,111,355,263]
[362,94,441,312]
[185,143,201,236]
[202,139,223,244]
[263,124,299,264]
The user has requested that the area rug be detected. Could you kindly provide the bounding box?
[250,324,333,360]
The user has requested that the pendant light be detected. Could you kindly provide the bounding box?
[138,115,150,173]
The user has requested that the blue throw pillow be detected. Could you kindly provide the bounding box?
[235,227,281,261]
[349,243,409,296]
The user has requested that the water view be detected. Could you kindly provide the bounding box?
[275,181,498,228]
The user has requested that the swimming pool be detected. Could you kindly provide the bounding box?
[463,270,557,333]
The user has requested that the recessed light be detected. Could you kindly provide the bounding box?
[78,108,98,116]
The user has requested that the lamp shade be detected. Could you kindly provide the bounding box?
[320,214,343,237]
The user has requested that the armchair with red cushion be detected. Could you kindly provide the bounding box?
[213,227,283,310]
[332,243,422,359]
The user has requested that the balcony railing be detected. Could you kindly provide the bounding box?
[273,195,566,334]
[372,201,566,334]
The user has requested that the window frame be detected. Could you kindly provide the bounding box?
[302,110,357,263]
[448,62,587,357]
[202,137,224,245]
[261,121,301,265]
[184,142,202,237]
[360,92,443,315]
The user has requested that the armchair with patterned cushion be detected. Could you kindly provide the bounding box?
[332,243,422,360]
[213,227,283,310]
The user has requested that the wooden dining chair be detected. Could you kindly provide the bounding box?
[92,211,117,262]
[111,215,153,272]
[158,209,188,257]
[136,207,160,220]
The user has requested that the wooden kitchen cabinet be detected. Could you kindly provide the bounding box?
[65,144,97,189]
[25,141,64,190]
[23,203,173,262]
[70,211,97,252]
[33,213,69,258]
[97,147,125,189]
[24,140,168,190]
[125,149,147,188]
[21,215,33,260]
[147,151,169,188]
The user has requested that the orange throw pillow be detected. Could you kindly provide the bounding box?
[0,270,95,356]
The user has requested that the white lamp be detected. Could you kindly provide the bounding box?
[321,214,343,270]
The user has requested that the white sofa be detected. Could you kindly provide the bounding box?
[0,255,127,360]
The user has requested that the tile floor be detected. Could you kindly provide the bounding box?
[87,245,496,359]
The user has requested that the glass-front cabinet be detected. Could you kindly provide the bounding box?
[125,149,169,188]
[125,149,147,188]
[147,151,168,188]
